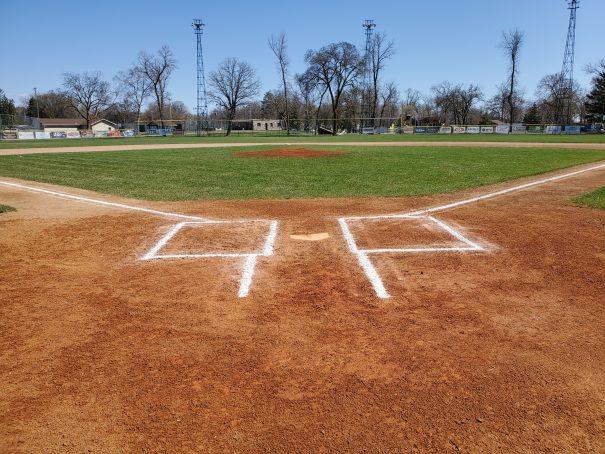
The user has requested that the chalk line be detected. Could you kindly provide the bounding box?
[0,180,208,221]
[339,162,605,298]
[140,220,279,298]
[0,180,279,298]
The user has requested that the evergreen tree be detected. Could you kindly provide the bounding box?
[0,89,17,116]
[585,70,605,122]
[523,103,540,124]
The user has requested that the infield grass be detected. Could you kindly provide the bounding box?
[0,204,16,213]
[0,133,604,149]
[0,146,604,200]
[574,187,605,209]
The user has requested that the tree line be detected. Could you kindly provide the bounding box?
[1,32,604,135]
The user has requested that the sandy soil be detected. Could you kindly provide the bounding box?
[1,163,605,452]
[2,140,605,155]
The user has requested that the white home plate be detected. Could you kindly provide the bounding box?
[290,233,330,241]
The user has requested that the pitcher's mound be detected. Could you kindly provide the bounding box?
[233,148,348,158]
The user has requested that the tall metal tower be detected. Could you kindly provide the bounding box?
[362,20,376,129]
[560,0,580,123]
[193,19,209,136]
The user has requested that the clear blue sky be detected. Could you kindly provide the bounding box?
[1,0,602,111]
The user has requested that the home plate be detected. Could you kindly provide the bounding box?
[290,233,330,241]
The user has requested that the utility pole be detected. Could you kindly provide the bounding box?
[33,87,40,118]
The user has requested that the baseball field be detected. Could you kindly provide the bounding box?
[1,135,605,452]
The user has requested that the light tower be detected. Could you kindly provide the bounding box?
[362,20,376,130]
[193,19,209,136]
[560,0,580,124]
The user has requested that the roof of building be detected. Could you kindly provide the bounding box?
[90,119,118,127]
[40,118,86,126]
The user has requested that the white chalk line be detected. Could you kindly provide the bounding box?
[0,180,278,298]
[339,162,605,298]
[343,162,605,221]
[140,220,279,298]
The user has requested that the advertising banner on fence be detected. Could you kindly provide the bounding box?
[50,132,67,139]
[108,130,123,137]
[17,131,35,140]
[480,126,494,134]
[34,132,51,139]
[94,131,108,138]
[512,124,527,134]
[122,129,135,137]
[403,126,414,134]
[495,125,509,134]
[66,131,81,138]
[545,125,562,134]
[527,125,544,133]
[453,126,466,134]
[439,127,452,134]
[564,125,581,135]
[414,127,431,134]
[80,130,94,138]
[466,126,480,134]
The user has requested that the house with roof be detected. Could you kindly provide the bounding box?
[39,118,119,133]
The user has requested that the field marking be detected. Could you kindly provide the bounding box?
[0,180,278,298]
[0,180,208,221]
[339,162,605,298]
[140,220,278,298]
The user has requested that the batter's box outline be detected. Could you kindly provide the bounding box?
[339,214,484,299]
[140,220,278,298]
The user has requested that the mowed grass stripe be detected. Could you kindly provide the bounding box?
[1,133,605,149]
[1,146,604,201]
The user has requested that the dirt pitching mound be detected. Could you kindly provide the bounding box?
[232,148,348,158]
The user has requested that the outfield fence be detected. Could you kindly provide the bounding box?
[1,113,603,140]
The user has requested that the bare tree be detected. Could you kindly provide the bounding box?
[535,73,583,123]
[454,84,483,125]
[138,45,176,127]
[268,33,290,135]
[500,29,524,126]
[400,88,422,124]
[62,72,112,128]
[368,33,395,122]
[208,58,261,136]
[114,66,151,132]
[26,90,76,118]
[377,81,399,126]
[432,81,455,124]
[304,42,364,134]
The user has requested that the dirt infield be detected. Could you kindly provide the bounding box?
[2,140,605,155]
[233,148,348,158]
[1,163,605,452]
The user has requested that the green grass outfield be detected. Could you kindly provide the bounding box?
[0,133,604,149]
[1,146,604,201]
[574,187,605,209]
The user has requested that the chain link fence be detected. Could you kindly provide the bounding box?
[2,114,602,140]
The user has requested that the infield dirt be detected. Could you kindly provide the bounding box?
[1,162,605,452]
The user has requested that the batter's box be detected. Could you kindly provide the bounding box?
[338,214,484,299]
[141,220,278,298]
[348,215,483,253]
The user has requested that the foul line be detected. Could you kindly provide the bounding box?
[0,180,279,298]
[339,162,605,298]
[0,180,208,221]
